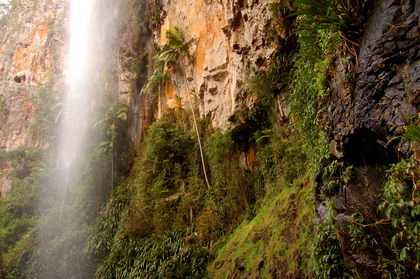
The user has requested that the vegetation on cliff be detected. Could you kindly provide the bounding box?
[0,0,419,278]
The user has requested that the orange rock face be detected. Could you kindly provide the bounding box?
[0,0,66,86]
[0,0,67,194]
[158,0,276,127]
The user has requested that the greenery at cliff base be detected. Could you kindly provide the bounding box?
[3,0,417,278]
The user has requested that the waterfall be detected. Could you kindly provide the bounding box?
[28,0,122,275]
[39,0,99,277]
[58,0,95,216]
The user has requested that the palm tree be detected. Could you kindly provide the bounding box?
[144,26,211,189]
[94,102,128,194]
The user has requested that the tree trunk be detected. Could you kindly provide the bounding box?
[181,60,211,189]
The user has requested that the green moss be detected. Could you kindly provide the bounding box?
[208,123,315,277]
[209,173,315,278]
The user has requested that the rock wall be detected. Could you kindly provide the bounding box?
[316,0,420,276]
[0,0,65,86]
[0,0,66,151]
[0,0,66,194]
[327,0,420,165]
[0,0,418,275]
[154,0,276,128]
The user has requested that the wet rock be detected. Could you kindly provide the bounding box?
[326,0,420,164]
[319,1,420,275]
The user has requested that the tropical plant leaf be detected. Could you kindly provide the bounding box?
[401,125,420,142]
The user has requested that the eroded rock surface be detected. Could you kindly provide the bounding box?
[157,0,276,128]
[317,0,420,276]
[327,0,420,165]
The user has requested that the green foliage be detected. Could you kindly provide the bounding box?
[202,129,253,239]
[29,86,62,145]
[287,0,373,169]
[88,110,209,277]
[0,98,118,278]
[291,0,371,51]
[132,109,247,238]
[378,157,420,273]
[311,198,350,278]
[320,160,353,194]
[231,55,290,152]
[396,124,420,143]
[245,71,278,124]
[95,102,129,161]
[205,129,235,185]
[285,1,338,168]
[289,51,330,166]
[86,190,129,263]
[90,105,268,276]
[342,214,402,277]
[209,126,314,278]
[0,147,44,278]
[88,109,208,278]
[6,147,43,180]
[312,221,350,278]
[10,144,115,279]
[144,26,194,90]
[95,230,209,279]
[144,25,211,188]
[347,214,377,250]
[143,109,195,182]
[256,125,307,185]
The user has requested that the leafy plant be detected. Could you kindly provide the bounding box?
[312,200,350,278]
[144,26,194,90]
[396,124,420,143]
[313,222,350,278]
[291,0,371,54]
[144,26,210,189]
[94,102,129,194]
[378,158,420,273]
[377,121,420,274]
[289,51,330,167]
[320,160,353,194]
[0,147,45,278]
[95,230,209,279]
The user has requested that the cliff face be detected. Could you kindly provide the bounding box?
[0,0,65,194]
[0,0,65,150]
[0,0,419,277]
[327,0,420,164]
[156,0,276,128]
[316,0,420,276]
[0,0,65,86]
[110,0,280,146]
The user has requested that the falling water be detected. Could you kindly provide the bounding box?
[34,0,121,276]
[39,0,97,277]
[58,0,95,214]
